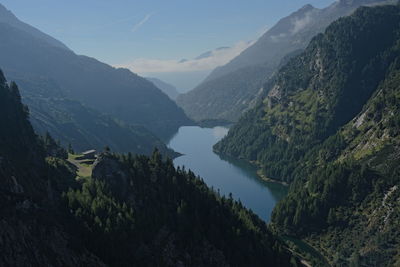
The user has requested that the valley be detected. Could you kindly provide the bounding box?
[0,0,399,266]
[168,126,288,222]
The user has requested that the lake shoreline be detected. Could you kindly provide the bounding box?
[169,126,288,222]
[256,170,289,187]
[213,147,289,187]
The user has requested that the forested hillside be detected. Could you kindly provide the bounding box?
[177,0,392,122]
[64,151,298,266]
[215,4,400,184]
[0,72,297,266]
[215,4,400,266]
[0,70,105,265]
[272,67,400,266]
[0,3,191,141]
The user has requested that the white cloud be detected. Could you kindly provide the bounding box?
[291,11,314,34]
[270,33,287,42]
[132,12,154,33]
[117,40,253,74]
[269,11,315,42]
[256,25,270,38]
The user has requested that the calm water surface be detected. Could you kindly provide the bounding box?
[168,126,288,222]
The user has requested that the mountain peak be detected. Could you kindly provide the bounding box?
[0,3,70,51]
[0,3,17,20]
[299,4,316,12]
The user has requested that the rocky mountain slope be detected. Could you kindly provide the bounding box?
[177,0,393,122]
[215,4,400,266]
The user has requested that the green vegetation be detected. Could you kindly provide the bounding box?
[177,0,385,123]
[63,151,298,266]
[68,153,93,179]
[215,4,400,183]
[0,72,297,266]
[216,4,400,266]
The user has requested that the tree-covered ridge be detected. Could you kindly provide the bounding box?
[64,151,298,266]
[0,73,297,266]
[215,5,400,265]
[271,63,400,266]
[212,4,400,266]
[0,70,105,266]
[215,5,400,184]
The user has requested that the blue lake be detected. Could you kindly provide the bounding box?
[168,126,288,222]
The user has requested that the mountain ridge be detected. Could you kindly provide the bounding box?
[214,4,400,265]
[0,7,191,141]
[177,0,392,122]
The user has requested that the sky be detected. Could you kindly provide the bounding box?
[0,0,334,90]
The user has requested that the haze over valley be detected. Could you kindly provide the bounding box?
[0,1,399,266]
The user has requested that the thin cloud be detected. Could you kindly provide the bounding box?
[291,11,314,34]
[132,12,154,33]
[117,41,253,74]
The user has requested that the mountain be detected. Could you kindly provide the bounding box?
[0,73,298,266]
[5,71,176,157]
[25,97,177,157]
[177,0,392,122]
[0,4,69,51]
[0,3,191,140]
[216,5,400,266]
[146,77,180,100]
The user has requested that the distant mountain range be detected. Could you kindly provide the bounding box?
[177,0,394,122]
[0,3,191,153]
[146,77,179,100]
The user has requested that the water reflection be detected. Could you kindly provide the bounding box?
[216,153,288,202]
[168,126,288,222]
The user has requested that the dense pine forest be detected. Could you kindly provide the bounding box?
[0,71,297,266]
[216,4,400,266]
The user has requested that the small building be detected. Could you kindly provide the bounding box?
[78,150,97,160]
